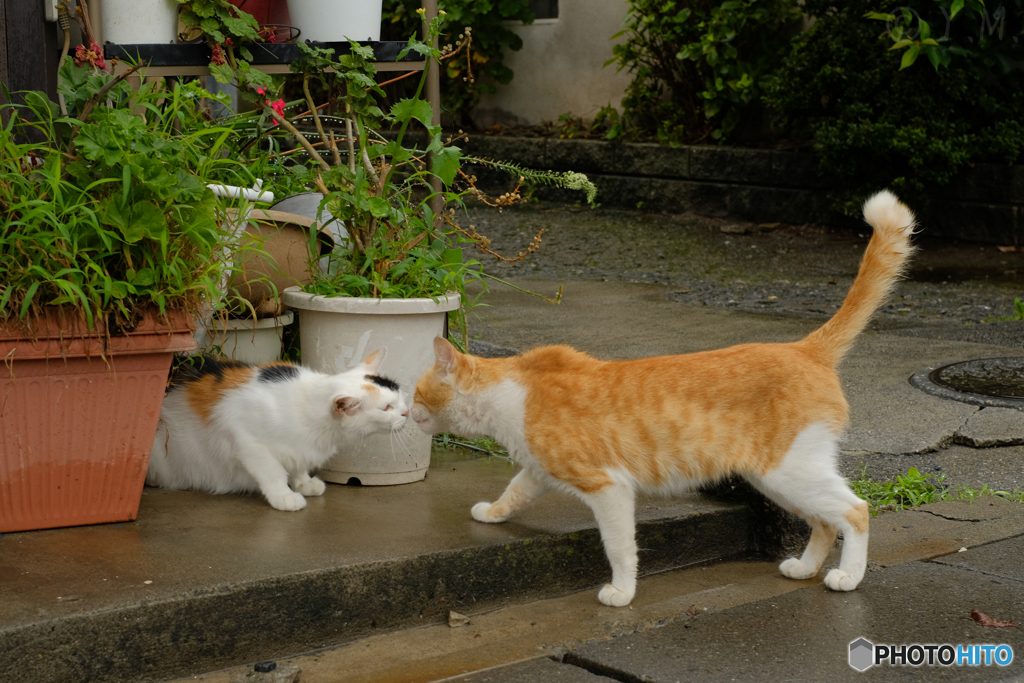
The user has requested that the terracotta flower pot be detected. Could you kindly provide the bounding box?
[225,208,334,317]
[0,308,196,533]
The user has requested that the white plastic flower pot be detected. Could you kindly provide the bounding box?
[101,0,179,45]
[281,288,461,485]
[202,311,293,365]
[286,0,383,42]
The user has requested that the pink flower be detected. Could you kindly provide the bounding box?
[256,87,266,95]
[269,99,286,118]
[73,40,105,69]
[224,38,233,46]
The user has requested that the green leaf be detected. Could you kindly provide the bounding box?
[950,0,964,19]
[367,196,391,218]
[210,62,236,84]
[900,44,921,70]
[391,98,436,129]
[431,146,462,186]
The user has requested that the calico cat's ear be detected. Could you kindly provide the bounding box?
[358,347,387,374]
[433,336,457,374]
[334,396,362,416]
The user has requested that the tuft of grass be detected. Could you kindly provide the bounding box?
[432,432,511,461]
[983,297,1024,323]
[850,466,1024,516]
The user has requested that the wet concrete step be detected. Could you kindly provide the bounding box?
[0,455,754,683]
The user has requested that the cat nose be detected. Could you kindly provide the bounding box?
[401,408,410,418]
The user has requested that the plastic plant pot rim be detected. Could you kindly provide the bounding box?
[281,288,461,315]
[209,310,294,332]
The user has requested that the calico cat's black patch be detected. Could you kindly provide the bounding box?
[366,374,400,392]
[169,355,251,388]
[259,364,300,383]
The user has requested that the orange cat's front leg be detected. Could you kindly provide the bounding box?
[472,467,548,523]
[586,482,638,607]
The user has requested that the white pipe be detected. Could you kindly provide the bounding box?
[207,179,275,204]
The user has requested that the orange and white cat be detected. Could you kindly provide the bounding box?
[411,190,916,607]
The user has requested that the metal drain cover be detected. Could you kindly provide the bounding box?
[910,357,1024,409]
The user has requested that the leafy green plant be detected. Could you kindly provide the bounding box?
[174,0,279,112]
[0,61,250,328]
[849,466,1024,516]
[381,0,536,125]
[241,15,595,343]
[766,0,1024,214]
[866,0,1024,73]
[606,0,800,144]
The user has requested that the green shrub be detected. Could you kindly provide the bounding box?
[766,0,1024,214]
[381,0,536,125]
[0,62,250,326]
[606,0,801,144]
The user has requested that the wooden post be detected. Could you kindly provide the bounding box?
[423,0,443,217]
[2,0,59,100]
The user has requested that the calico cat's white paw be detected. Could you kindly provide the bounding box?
[268,491,307,511]
[597,583,635,607]
[779,557,818,580]
[295,477,326,496]
[471,501,505,523]
[823,568,861,591]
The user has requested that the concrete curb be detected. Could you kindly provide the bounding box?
[1,494,752,683]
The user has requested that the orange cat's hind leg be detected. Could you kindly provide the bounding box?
[472,467,548,523]
[750,422,869,592]
[779,520,838,580]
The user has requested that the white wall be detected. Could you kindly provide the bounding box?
[472,0,633,127]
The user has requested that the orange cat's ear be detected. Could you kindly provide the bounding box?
[433,336,457,374]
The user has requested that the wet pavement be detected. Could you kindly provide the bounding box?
[3,202,1023,682]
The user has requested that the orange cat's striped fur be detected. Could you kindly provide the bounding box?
[411,190,916,606]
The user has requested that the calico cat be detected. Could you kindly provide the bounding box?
[148,348,408,511]
[410,190,916,606]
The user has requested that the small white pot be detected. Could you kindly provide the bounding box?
[286,0,383,42]
[101,0,179,45]
[281,288,460,485]
[202,311,294,365]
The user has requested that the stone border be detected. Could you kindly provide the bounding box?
[461,136,1024,245]
[909,362,1024,411]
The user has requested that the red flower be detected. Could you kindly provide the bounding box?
[256,87,267,95]
[265,98,286,125]
[211,43,226,66]
[225,38,234,46]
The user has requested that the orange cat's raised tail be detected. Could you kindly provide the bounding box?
[411,189,919,607]
[804,190,917,367]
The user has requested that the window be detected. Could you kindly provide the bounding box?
[530,0,558,19]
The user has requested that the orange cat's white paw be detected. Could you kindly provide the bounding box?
[295,477,326,497]
[597,583,635,607]
[268,491,307,511]
[779,557,818,580]
[471,502,505,523]
[823,568,861,591]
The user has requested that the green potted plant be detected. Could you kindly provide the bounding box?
[0,59,251,531]
[222,14,596,485]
